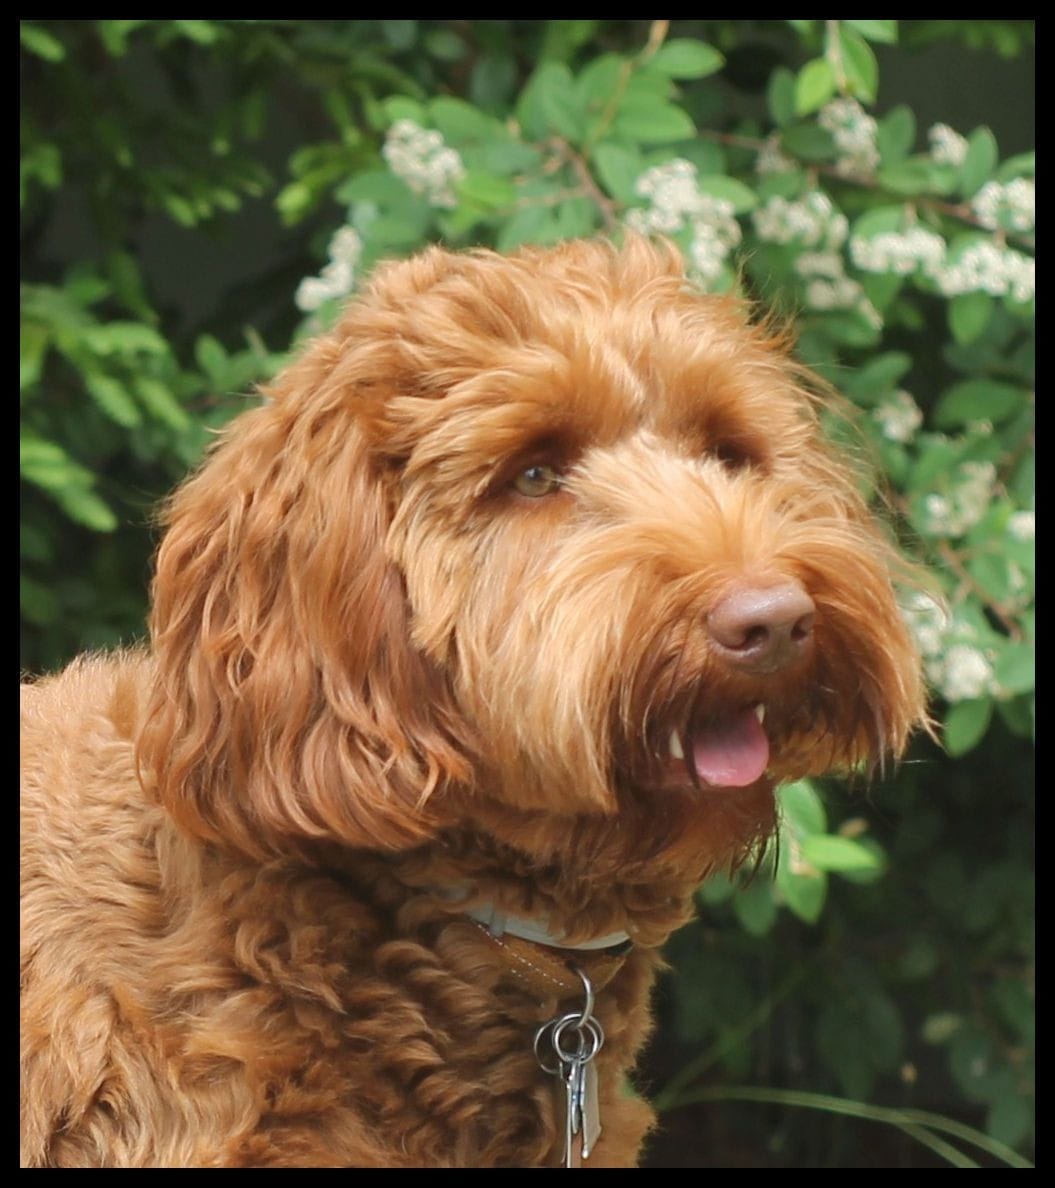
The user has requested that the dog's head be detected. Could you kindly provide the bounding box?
[139,238,926,867]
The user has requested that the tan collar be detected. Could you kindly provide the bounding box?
[463,904,633,1001]
[466,902,632,951]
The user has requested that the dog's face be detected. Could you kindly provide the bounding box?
[140,238,925,872]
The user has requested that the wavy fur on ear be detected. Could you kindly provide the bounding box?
[138,297,474,859]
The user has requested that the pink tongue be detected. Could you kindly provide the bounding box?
[691,708,770,788]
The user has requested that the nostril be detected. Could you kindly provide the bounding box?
[741,625,771,653]
[790,611,815,643]
[708,581,816,672]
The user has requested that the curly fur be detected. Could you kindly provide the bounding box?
[21,237,926,1167]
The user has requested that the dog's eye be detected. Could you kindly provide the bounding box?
[713,441,752,472]
[513,464,562,497]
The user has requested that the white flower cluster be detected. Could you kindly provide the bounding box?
[755,134,796,176]
[818,97,879,179]
[902,591,948,659]
[752,189,848,249]
[627,160,742,286]
[903,592,997,703]
[922,460,997,537]
[934,643,996,702]
[1008,510,1035,542]
[928,123,969,167]
[873,389,924,443]
[972,178,1035,234]
[294,226,363,314]
[793,249,881,327]
[932,241,1035,303]
[850,226,946,276]
[382,119,465,209]
[849,222,1033,304]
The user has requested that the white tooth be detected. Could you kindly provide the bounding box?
[754,704,766,724]
[669,729,685,760]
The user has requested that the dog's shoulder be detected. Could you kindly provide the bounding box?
[21,650,159,910]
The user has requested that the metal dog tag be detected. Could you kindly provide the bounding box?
[579,1058,601,1158]
[533,969,605,1168]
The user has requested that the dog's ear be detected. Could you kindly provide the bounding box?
[137,296,473,858]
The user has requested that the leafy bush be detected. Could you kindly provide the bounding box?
[21,19,1034,1167]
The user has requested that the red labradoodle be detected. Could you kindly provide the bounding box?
[21,237,925,1167]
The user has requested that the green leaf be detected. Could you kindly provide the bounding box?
[107,251,156,322]
[611,98,695,144]
[540,19,599,62]
[381,96,427,127]
[732,877,778,937]
[756,170,807,201]
[554,196,597,239]
[650,39,724,80]
[20,435,90,491]
[877,159,954,196]
[380,19,416,50]
[54,486,119,533]
[794,58,836,116]
[877,106,916,166]
[996,150,1035,183]
[996,694,1034,739]
[801,835,884,874]
[993,643,1035,696]
[819,310,882,348]
[96,20,147,56]
[922,1011,963,1044]
[423,28,465,62]
[767,67,796,128]
[429,97,503,145]
[697,873,735,905]
[960,127,999,197]
[468,141,542,176]
[516,62,586,143]
[843,351,912,400]
[470,54,517,112]
[338,168,413,206]
[171,19,221,45]
[83,322,168,357]
[949,292,994,344]
[494,205,552,252]
[576,53,625,112]
[780,123,837,162]
[20,323,48,391]
[135,377,190,431]
[455,171,516,209]
[196,335,228,384]
[778,779,827,836]
[986,1094,1032,1150]
[943,698,994,756]
[838,27,879,102]
[696,174,757,213]
[20,23,66,61]
[844,20,898,43]
[777,858,828,924]
[933,380,1027,428]
[592,142,644,203]
[84,372,141,427]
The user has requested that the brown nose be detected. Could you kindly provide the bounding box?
[708,581,816,674]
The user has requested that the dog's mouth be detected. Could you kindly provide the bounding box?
[656,702,770,791]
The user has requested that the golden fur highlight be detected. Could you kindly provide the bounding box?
[22,237,926,1167]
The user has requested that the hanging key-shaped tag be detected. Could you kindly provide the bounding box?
[534,969,605,1168]
[563,1056,584,1168]
[579,1058,601,1159]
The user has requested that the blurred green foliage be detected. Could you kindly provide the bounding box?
[20,19,1033,1167]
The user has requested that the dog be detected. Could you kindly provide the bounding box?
[21,236,925,1167]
